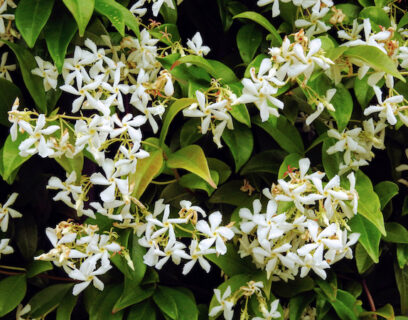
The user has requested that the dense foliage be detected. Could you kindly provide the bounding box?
[0,0,408,319]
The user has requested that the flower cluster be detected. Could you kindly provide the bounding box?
[35,221,122,295]
[136,199,234,274]
[237,158,359,281]
[237,29,334,122]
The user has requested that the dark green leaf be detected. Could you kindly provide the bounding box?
[128,300,157,320]
[289,293,315,320]
[16,213,38,260]
[0,78,22,127]
[56,292,78,320]
[1,41,47,112]
[374,181,399,210]
[355,243,374,274]
[0,275,26,317]
[210,180,257,207]
[29,284,73,318]
[15,0,55,48]
[153,286,178,319]
[179,170,219,196]
[273,277,315,298]
[241,149,287,176]
[222,121,253,172]
[394,262,408,314]
[113,280,155,313]
[63,0,95,36]
[236,24,262,63]
[44,9,78,73]
[26,259,53,278]
[253,115,304,154]
[207,158,231,184]
[384,222,408,244]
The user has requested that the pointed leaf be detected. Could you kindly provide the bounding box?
[63,0,95,36]
[0,275,26,317]
[167,145,216,188]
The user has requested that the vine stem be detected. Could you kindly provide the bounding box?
[362,278,377,319]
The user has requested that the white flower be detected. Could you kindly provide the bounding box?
[147,204,187,240]
[130,0,147,17]
[196,211,234,255]
[306,88,336,125]
[0,52,15,82]
[69,254,112,295]
[364,86,403,125]
[47,172,82,208]
[0,1,14,35]
[152,0,175,16]
[209,286,234,320]
[253,299,281,320]
[187,32,210,56]
[0,238,13,258]
[18,115,60,157]
[32,57,58,91]
[0,193,22,232]
[299,243,330,279]
[110,113,146,142]
[154,238,190,270]
[182,240,215,274]
[90,159,123,203]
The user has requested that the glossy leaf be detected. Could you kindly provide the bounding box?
[160,98,195,146]
[233,11,282,46]
[344,45,404,81]
[207,158,231,184]
[394,262,408,315]
[26,259,53,278]
[95,0,125,36]
[128,300,156,320]
[63,0,94,36]
[241,149,287,176]
[167,145,216,188]
[0,275,27,317]
[349,214,381,262]
[179,170,219,196]
[222,121,253,172]
[56,292,78,320]
[384,222,408,244]
[253,115,304,154]
[273,277,315,298]
[16,214,38,260]
[15,0,55,48]
[0,78,23,127]
[210,180,257,207]
[374,181,399,210]
[29,284,73,318]
[44,9,78,73]
[113,281,155,313]
[355,243,375,274]
[1,41,47,112]
[153,286,178,319]
[0,133,31,184]
[360,6,391,27]
[289,294,315,320]
[278,153,303,179]
[236,24,262,63]
[130,148,163,198]
[162,287,199,320]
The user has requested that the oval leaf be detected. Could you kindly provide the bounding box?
[0,275,26,317]
[63,0,95,37]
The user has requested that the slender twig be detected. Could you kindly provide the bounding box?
[362,278,377,319]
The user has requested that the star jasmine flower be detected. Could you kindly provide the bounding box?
[0,238,13,258]
[196,211,234,254]
[31,56,58,91]
[47,172,82,208]
[130,0,147,17]
[187,32,211,56]
[90,159,123,203]
[69,254,112,295]
[182,240,215,274]
[364,86,403,125]
[253,299,281,320]
[209,286,234,320]
[0,52,15,82]
[0,193,22,232]
[153,238,190,270]
[18,114,60,157]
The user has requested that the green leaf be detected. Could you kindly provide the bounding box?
[334,4,361,25]
[180,118,202,147]
[111,232,146,282]
[278,153,303,179]
[397,244,408,269]
[16,214,38,260]
[236,24,262,63]
[130,148,163,198]
[241,149,287,176]
[384,222,408,244]
[273,277,315,298]
[289,294,315,320]
[63,0,95,36]
[329,289,362,320]
[315,273,337,302]
[253,115,304,154]
[344,45,404,81]
[206,244,254,276]
[55,153,84,178]
[233,11,282,46]
[89,284,124,320]
[360,6,391,28]
[210,180,256,207]
[222,121,253,172]
[128,300,156,320]
[1,41,47,112]
[355,170,386,235]
[153,286,178,319]
[394,262,408,315]
[159,0,177,24]
[29,284,73,318]
[361,304,395,320]
[0,78,23,127]
[329,84,353,131]
[162,287,198,320]
[179,170,219,196]
[176,55,217,77]
[374,181,399,210]
[26,259,53,278]
[113,280,155,313]
[208,158,231,184]
[167,145,216,188]
[0,133,30,183]
[398,12,408,29]
[44,9,78,73]
[15,0,55,48]
[207,59,239,83]
[355,243,375,274]
[56,292,78,320]
[354,74,382,109]
[95,0,125,36]
[160,98,195,146]
[349,214,381,263]
[0,275,26,317]
[150,23,180,46]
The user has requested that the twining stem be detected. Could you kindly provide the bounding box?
[362,278,377,319]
